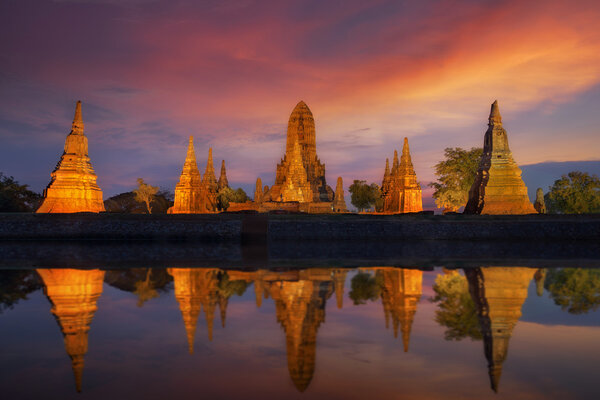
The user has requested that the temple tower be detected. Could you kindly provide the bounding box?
[465,267,536,392]
[218,160,229,190]
[169,136,203,214]
[37,101,105,213]
[381,138,422,213]
[279,138,313,202]
[265,101,333,202]
[37,268,105,393]
[332,177,348,212]
[199,148,219,212]
[254,177,263,204]
[464,101,536,214]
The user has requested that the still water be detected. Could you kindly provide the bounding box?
[1,267,598,399]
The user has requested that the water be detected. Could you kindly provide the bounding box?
[0,266,598,399]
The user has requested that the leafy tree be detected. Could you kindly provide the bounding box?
[349,272,381,305]
[348,180,381,212]
[430,271,482,341]
[217,187,249,211]
[428,147,482,213]
[544,171,600,214]
[133,269,159,307]
[133,178,159,213]
[104,190,173,213]
[544,268,600,314]
[0,270,43,314]
[217,272,248,297]
[0,173,42,212]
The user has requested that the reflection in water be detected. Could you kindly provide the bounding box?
[0,266,596,396]
[464,267,536,393]
[36,269,105,393]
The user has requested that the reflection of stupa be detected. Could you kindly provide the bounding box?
[332,269,347,309]
[465,267,536,392]
[37,269,105,392]
[370,267,422,351]
[167,268,220,353]
[265,269,333,392]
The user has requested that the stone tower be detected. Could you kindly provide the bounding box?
[279,138,313,202]
[465,267,536,393]
[167,268,220,353]
[254,177,263,203]
[37,101,105,213]
[218,160,229,191]
[377,267,422,352]
[199,148,219,212]
[464,101,536,214]
[37,268,105,393]
[381,138,423,213]
[534,188,547,214]
[265,101,333,202]
[332,177,348,212]
[169,136,203,214]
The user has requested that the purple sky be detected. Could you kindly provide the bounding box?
[1,0,600,209]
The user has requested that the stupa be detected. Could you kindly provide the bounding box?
[264,101,333,203]
[254,177,263,203]
[464,101,536,214]
[332,177,348,212]
[534,188,547,214]
[37,101,105,213]
[218,160,229,190]
[169,136,203,214]
[199,148,219,212]
[465,267,536,392]
[37,268,105,393]
[381,138,423,213]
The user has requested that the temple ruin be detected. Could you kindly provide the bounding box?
[381,137,423,213]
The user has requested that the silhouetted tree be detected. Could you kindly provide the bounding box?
[544,171,600,214]
[348,180,381,212]
[0,173,42,212]
[104,190,173,213]
[217,187,249,211]
[217,272,248,297]
[429,147,482,213]
[133,178,159,213]
[430,271,482,341]
[133,269,159,307]
[349,272,381,305]
[544,268,600,314]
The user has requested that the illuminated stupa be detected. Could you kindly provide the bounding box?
[199,148,219,212]
[37,268,105,392]
[332,177,348,212]
[464,101,536,214]
[381,138,423,213]
[264,101,333,203]
[37,101,105,213]
[465,267,536,392]
[169,136,203,214]
[218,160,229,190]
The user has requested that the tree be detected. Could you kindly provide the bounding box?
[430,271,482,341]
[133,269,159,307]
[544,268,600,314]
[349,272,382,305]
[544,171,600,214]
[0,172,42,212]
[0,270,43,314]
[428,147,482,213]
[133,178,159,213]
[348,180,381,212]
[217,187,249,211]
[104,190,173,213]
[217,272,248,297]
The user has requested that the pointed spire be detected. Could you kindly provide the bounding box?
[392,150,399,175]
[72,354,84,393]
[203,148,217,187]
[254,278,264,308]
[255,177,263,203]
[72,100,84,134]
[205,307,214,341]
[401,320,411,353]
[219,295,228,328]
[384,158,390,178]
[489,100,502,125]
[399,137,415,171]
[184,316,197,354]
[402,137,410,156]
[490,365,502,393]
[218,160,229,190]
[185,136,197,167]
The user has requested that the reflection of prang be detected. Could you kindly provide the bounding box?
[465,267,536,392]
[37,269,105,392]
[167,268,221,353]
[366,267,422,351]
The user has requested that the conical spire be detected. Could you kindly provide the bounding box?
[333,177,347,212]
[184,311,199,354]
[255,177,263,203]
[384,158,390,178]
[218,160,229,190]
[183,136,200,173]
[392,150,399,175]
[203,148,217,187]
[399,137,416,176]
[489,100,502,125]
[72,100,84,135]
[332,270,347,309]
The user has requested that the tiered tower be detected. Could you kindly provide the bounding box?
[37,101,105,213]
[465,267,536,392]
[332,177,348,212]
[37,269,105,392]
[279,139,313,202]
[265,101,333,203]
[199,148,219,212]
[169,136,204,213]
[464,101,536,214]
[218,160,229,190]
[381,138,423,213]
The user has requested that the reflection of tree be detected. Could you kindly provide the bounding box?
[134,269,159,307]
[0,270,42,313]
[104,268,173,307]
[349,272,381,305]
[544,268,600,314]
[217,271,248,298]
[430,271,481,341]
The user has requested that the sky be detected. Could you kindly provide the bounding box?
[1,0,600,210]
